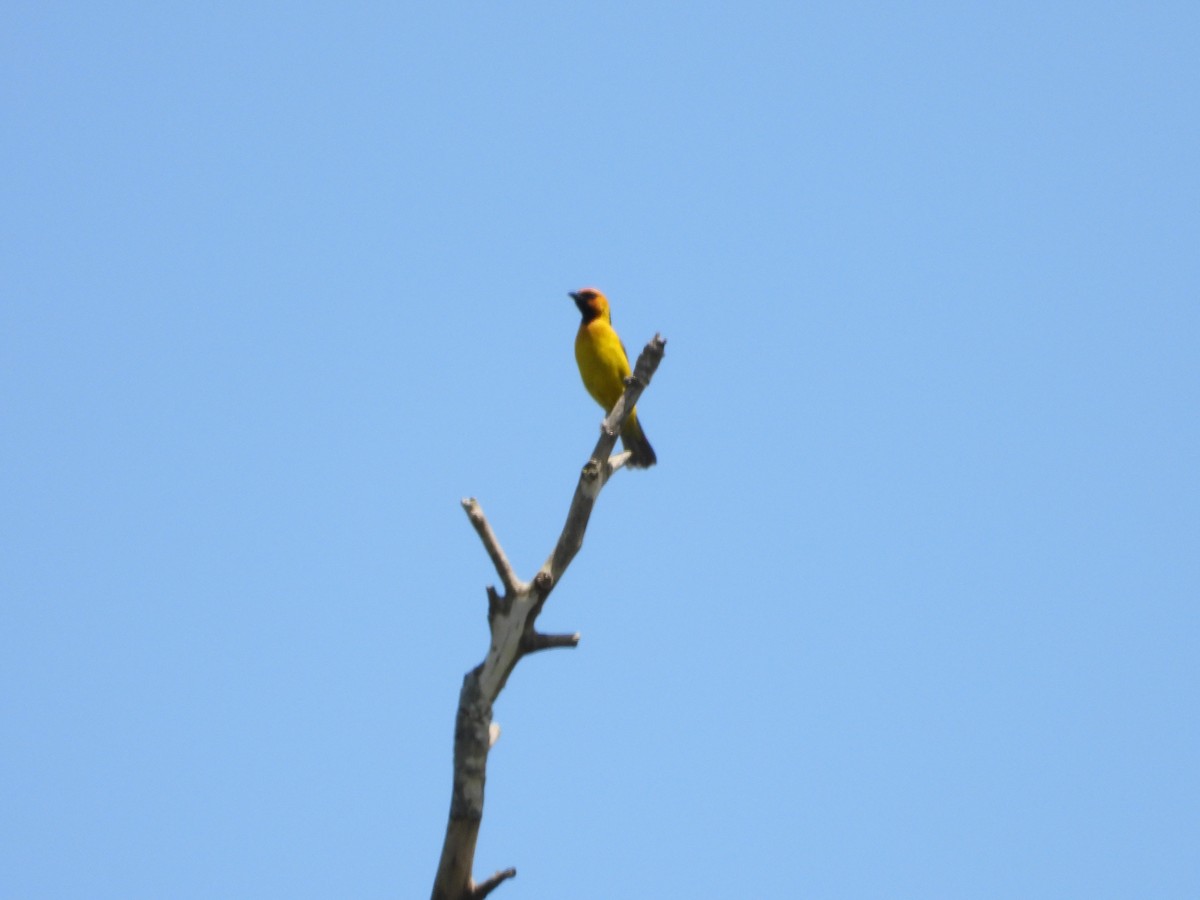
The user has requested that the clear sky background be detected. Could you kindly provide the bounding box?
[3,3,1197,898]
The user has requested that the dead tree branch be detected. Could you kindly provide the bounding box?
[430,334,666,900]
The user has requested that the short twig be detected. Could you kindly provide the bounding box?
[462,498,521,594]
[472,868,517,899]
[521,631,582,654]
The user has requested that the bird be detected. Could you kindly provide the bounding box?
[570,287,656,468]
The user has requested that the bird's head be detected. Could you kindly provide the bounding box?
[570,287,610,323]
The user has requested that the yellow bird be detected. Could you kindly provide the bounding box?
[570,287,656,468]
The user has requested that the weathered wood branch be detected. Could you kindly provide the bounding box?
[464,502,521,596]
[430,334,666,900]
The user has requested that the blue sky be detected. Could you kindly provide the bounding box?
[3,2,1197,897]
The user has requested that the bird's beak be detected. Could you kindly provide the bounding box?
[568,291,580,302]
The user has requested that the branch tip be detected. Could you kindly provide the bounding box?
[472,867,517,899]
[632,335,666,384]
[522,631,581,654]
[464,499,519,593]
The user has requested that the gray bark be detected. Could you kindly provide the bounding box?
[430,335,666,900]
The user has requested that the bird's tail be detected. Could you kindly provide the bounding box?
[621,414,657,468]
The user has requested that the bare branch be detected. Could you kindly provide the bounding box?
[431,333,666,899]
[520,631,582,654]
[462,498,522,595]
[607,450,632,473]
[472,869,517,899]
